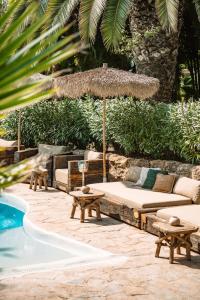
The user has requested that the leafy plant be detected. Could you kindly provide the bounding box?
[2,98,200,163]
[0,0,81,189]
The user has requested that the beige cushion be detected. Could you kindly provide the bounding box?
[0,139,17,147]
[84,150,103,160]
[153,174,176,193]
[38,144,69,156]
[173,177,200,204]
[157,205,200,228]
[55,168,68,185]
[89,181,192,209]
[124,166,141,183]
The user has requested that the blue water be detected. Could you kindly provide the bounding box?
[0,203,24,230]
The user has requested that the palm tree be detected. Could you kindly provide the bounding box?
[0,0,81,189]
[36,0,199,101]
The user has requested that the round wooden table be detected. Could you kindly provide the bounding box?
[153,221,198,264]
[69,190,105,223]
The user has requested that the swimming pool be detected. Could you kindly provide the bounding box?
[0,193,117,279]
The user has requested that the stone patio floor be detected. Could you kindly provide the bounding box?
[1,183,200,300]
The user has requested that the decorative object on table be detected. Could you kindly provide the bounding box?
[169,216,180,226]
[153,221,198,264]
[78,160,89,187]
[69,190,105,223]
[81,185,90,194]
[29,166,48,191]
[54,64,160,183]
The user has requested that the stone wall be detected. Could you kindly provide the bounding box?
[108,154,200,181]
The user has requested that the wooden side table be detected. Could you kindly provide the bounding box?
[29,167,48,191]
[69,190,105,223]
[153,221,198,264]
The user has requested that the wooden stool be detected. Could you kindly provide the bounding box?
[29,167,48,191]
[153,221,198,264]
[69,190,104,223]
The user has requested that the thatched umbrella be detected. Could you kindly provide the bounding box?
[54,63,160,182]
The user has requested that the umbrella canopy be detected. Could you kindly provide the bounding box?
[54,64,160,182]
[54,66,159,100]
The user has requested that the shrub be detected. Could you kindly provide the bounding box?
[2,98,200,163]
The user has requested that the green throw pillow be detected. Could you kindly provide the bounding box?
[142,169,168,189]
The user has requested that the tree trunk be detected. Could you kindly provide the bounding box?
[129,0,184,102]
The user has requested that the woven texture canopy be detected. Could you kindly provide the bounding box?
[54,66,160,100]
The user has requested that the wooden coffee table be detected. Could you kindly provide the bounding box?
[69,190,105,223]
[153,221,198,264]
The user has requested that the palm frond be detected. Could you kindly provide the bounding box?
[51,0,79,27]
[155,0,179,32]
[101,0,131,49]
[193,0,200,22]
[0,0,81,112]
[79,0,106,43]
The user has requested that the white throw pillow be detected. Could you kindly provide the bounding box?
[136,167,149,186]
[125,166,142,182]
[136,167,161,186]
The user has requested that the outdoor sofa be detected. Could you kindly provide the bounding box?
[0,138,24,166]
[54,150,109,192]
[89,175,200,230]
[14,144,73,186]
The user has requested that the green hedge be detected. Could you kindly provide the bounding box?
[2,98,200,163]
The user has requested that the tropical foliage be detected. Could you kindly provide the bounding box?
[0,0,80,188]
[2,98,200,163]
[32,0,200,49]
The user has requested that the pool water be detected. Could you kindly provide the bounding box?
[0,203,24,230]
[0,194,113,279]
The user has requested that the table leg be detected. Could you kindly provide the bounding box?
[96,204,102,221]
[29,174,33,190]
[169,237,175,264]
[70,201,77,219]
[34,176,38,191]
[43,176,48,190]
[88,208,92,217]
[155,242,162,258]
[39,177,42,189]
[80,208,85,223]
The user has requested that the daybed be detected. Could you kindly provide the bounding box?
[89,176,200,229]
[143,205,200,253]
[54,150,109,192]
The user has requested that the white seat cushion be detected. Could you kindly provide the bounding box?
[0,139,17,147]
[55,169,68,185]
[84,150,103,160]
[157,205,200,228]
[89,181,192,209]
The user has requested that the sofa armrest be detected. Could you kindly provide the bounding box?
[53,154,84,170]
[14,148,38,162]
[68,159,109,190]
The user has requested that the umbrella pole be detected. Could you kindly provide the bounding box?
[17,111,21,151]
[102,97,107,182]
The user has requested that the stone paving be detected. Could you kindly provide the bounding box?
[1,183,200,300]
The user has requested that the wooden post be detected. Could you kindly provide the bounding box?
[102,97,107,182]
[17,111,21,151]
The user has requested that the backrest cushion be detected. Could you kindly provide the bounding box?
[38,144,69,156]
[0,138,18,147]
[124,166,141,182]
[142,169,167,189]
[153,174,177,193]
[84,150,103,160]
[173,177,200,203]
[136,167,161,187]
